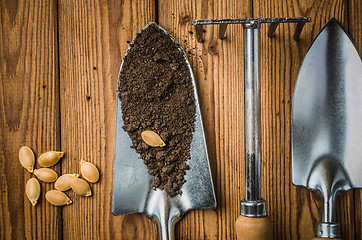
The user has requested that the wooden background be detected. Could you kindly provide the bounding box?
[1,0,361,239]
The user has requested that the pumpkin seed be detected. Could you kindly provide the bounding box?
[141,130,166,147]
[45,190,72,206]
[70,178,92,197]
[34,168,58,182]
[38,151,64,167]
[80,160,99,183]
[55,174,79,191]
[25,178,41,206]
[19,146,35,173]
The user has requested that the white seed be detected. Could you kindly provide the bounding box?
[80,160,99,183]
[19,146,35,173]
[25,178,41,206]
[55,174,79,191]
[70,178,92,197]
[38,151,64,167]
[34,168,58,182]
[45,190,72,206]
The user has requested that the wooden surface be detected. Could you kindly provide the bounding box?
[0,0,61,239]
[0,0,361,239]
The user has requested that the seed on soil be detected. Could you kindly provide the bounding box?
[34,168,58,182]
[80,160,99,183]
[45,190,72,206]
[119,24,196,197]
[141,131,166,147]
[55,174,79,191]
[25,178,41,206]
[70,178,92,197]
[38,151,64,167]
[19,146,35,173]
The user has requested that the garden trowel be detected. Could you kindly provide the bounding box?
[292,18,362,239]
[112,23,216,240]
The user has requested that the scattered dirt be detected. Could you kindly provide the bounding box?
[118,23,195,197]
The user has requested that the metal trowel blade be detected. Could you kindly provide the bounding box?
[292,18,362,190]
[112,22,216,221]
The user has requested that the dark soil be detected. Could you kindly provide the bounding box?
[118,23,195,197]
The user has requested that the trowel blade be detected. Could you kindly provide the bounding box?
[292,18,362,189]
[112,23,216,218]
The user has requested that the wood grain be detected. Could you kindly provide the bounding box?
[0,0,61,239]
[1,0,361,239]
[355,191,361,240]
[235,215,273,240]
[159,0,251,239]
[58,0,156,239]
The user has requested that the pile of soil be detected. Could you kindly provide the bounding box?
[118,23,195,197]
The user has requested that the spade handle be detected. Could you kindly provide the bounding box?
[153,210,179,240]
[154,216,175,240]
[151,192,180,240]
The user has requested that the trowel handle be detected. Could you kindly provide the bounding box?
[153,205,180,240]
[157,220,175,240]
[235,215,272,240]
[155,214,178,240]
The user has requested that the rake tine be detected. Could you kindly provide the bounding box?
[267,22,279,38]
[195,25,204,43]
[293,21,307,41]
[219,24,228,40]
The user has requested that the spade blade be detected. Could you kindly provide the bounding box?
[112,23,216,236]
[292,18,362,190]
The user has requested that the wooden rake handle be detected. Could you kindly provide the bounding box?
[235,215,273,240]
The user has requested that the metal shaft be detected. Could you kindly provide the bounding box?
[244,22,261,202]
[316,191,339,238]
[153,193,179,240]
[240,22,266,218]
[323,196,335,223]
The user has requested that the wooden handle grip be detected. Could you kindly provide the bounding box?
[235,215,272,240]
[312,238,342,240]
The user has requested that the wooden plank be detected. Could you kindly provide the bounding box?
[0,0,61,239]
[159,0,252,239]
[1,0,359,239]
[253,0,355,239]
[58,0,156,239]
[355,191,361,240]
[348,0,362,239]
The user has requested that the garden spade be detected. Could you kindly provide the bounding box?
[112,23,216,240]
[292,18,362,239]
